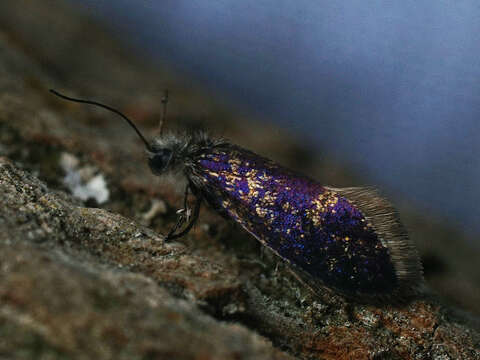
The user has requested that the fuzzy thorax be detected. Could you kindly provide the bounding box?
[147,130,225,177]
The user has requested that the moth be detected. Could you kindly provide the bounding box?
[50,89,423,300]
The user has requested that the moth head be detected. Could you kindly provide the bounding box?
[147,143,174,175]
[49,89,179,176]
[147,133,188,175]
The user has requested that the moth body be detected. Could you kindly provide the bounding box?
[148,130,423,299]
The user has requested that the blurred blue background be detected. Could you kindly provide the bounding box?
[73,1,480,243]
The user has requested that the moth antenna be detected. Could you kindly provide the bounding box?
[49,89,153,152]
[159,89,169,136]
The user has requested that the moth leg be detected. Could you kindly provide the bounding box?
[181,183,191,220]
[166,196,201,240]
[165,185,190,240]
[165,211,186,240]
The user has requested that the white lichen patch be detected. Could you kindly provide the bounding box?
[60,152,110,204]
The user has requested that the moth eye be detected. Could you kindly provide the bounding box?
[148,148,173,173]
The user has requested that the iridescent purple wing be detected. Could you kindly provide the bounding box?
[190,144,422,298]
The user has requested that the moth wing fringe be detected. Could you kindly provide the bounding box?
[326,186,424,299]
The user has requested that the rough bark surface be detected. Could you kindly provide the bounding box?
[0,1,479,359]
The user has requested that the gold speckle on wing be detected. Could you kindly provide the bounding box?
[256,207,268,218]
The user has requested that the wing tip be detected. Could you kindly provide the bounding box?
[327,186,425,300]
